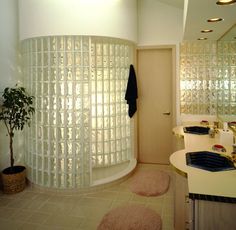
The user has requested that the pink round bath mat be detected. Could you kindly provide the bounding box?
[129,170,170,196]
[97,204,162,230]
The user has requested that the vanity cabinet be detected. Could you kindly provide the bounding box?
[194,199,236,230]
[174,170,236,230]
[174,168,236,230]
[172,125,236,230]
[174,171,194,230]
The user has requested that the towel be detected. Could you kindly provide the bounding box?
[125,64,138,118]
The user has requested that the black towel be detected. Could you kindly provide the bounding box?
[125,64,138,118]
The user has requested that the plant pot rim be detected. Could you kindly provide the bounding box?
[2,165,26,175]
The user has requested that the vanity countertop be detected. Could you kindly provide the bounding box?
[171,125,236,199]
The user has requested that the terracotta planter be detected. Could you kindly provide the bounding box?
[1,166,26,194]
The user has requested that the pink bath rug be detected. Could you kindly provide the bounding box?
[97,204,162,230]
[129,170,170,196]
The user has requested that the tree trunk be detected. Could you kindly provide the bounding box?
[10,132,14,169]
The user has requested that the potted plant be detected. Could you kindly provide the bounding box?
[0,86,35,194]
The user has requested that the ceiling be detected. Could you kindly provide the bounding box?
[158,0,236,41]
[157,0,184,9]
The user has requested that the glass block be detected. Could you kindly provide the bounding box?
[96,55,102,67]
[22,36,133,188]
[58,97,65,110]
[97,130,103,142]
[104,130,109,141]
[97,69,103,80]
[74,37,81,51]
[58,37,65,51]
[66,97,73,110]
[83,83,89,95]
[66,113,73,125]
[96,93,102,104]
[50,37,57,51]
[83,52,89,66]
[58,128,65,140]
[97,117,103,128]
[104,105,109,116]
[58,68,65,81]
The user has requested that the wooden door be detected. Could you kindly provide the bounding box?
[137,48,173,164]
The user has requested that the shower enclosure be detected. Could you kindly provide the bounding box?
[22,36,136,189]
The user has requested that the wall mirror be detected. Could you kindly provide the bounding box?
[217,24,236,123]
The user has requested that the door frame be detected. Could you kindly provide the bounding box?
[136,45,177,160]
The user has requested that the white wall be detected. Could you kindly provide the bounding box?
[0,0,23,171]
[0,0,20,91]
[19,0,138,42]
[138,0,183,46]
[138,0,184,125]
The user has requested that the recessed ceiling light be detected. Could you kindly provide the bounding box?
[198,38,208,40]
[207,17,223,22]
[201,29,213,33]
[216,0,236,5]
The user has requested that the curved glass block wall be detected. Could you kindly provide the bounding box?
[21,36,134,189]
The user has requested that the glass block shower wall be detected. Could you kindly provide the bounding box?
[21,36,134,189]
[217,41,236,116]
[180,41,218,115]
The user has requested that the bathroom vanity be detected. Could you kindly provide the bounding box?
[171,125,236,230]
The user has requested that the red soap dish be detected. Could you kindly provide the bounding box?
[200,120,209,125]
[212,144,226,152]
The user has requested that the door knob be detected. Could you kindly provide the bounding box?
[163,112,171,115]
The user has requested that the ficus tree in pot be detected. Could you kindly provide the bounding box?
[0,86,35,194]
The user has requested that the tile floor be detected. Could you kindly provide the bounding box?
[0,163,174,230]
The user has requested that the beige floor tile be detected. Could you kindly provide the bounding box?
[69,204,110,220]
[147,196,164,205]
[110,199,131,208]
[11,209,33,222]
[7,198,32,209]
[38,202,63,213]
[0,197,14,207]
[80,218,100,230]
[85,190,118,200]
[0,207,17,219]
[0,191,24,199]
[78,197,112,208]
[18,222,41,230]
[34,193,51,202]
[162,215,174,230]
[39,201,75,215]
[44,214,84,228]
[38,227,79,230]
[19,191,39,200]
[27,211,51,224]
[162,205,174,218]
[105,184,121,192]
[127,200,149,206]
[47,195,70,203]
[130,193,149,203]
[0,218,23,230]
[115,191,132,201]
[68,205,87,217]
[146,203,163,214]
[114,185,131,192]
[23,199,47,211]
[0,163,174,229]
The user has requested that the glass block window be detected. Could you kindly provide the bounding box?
[217,41,236,115]
[21,36,134,189]
[180,41,218,115]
